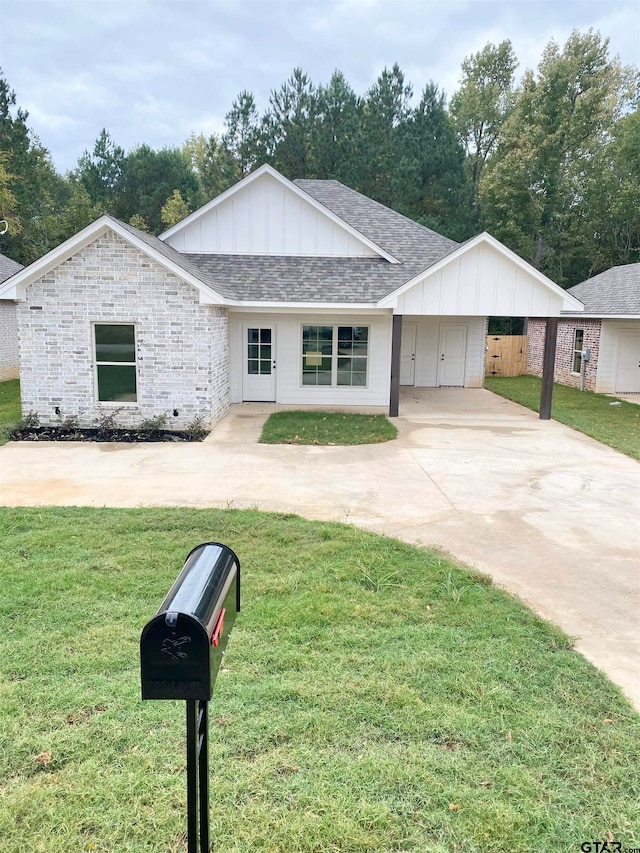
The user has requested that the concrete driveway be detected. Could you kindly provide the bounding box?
[1,388,639,710]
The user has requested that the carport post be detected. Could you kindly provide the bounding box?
[389,314,402,417]
[539,317,558,420]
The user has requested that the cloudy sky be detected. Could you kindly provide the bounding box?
[1,0,638,174]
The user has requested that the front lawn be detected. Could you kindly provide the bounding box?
[0,378,20,445]
[260,410,397,445]
[1,506,638,852]
[485,375,640,460]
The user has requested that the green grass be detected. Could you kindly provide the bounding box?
[0,378,20,445]
[485,375,640,460]
[0,506,638,853]
[260,410,397,445]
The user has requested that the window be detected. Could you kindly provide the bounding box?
[94,324,137,402]
[302,325,368,387]
[572,329,584,374]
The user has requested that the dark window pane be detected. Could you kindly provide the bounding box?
[260,359,271,374]
[260,328,271,344]
[247,360,259,375]
[248,328,259,344]
[338,326,352,342]
[353,358,367,372]
[261,345,271,360]
[97,365,137,402]
[354,326,368,342]
[95,324,135,362]
[248,345,259,360]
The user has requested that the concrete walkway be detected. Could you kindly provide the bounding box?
[1,388,639,710]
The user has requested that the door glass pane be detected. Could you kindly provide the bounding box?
[247,360,259,375]
[248,345,259,360]
[260,328,271,344]
[260,359,271,374]
[248,328,259,344]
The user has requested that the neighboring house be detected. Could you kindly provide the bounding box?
[0,252,24,381]
[527,263,640,394]
[0,165,582,428]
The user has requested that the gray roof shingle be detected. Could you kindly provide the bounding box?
[566,263,640,315]
[0,251,23,285]
[182,179,459,303]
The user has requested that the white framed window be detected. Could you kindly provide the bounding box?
[301,325,368,387]
[572,329,584,374]
[93,323,138,403]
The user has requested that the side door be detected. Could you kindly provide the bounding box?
[242,325,276,402]
[615,330,640,393]
[437,323,467,387]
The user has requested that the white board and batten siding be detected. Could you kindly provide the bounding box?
[164,172,379,257]
[596,319,640,394]
[228,312,392,406]
[394,242,566,318]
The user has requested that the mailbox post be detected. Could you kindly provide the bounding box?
[141,543,240,853]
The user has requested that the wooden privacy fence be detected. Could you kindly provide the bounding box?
[485,335,528,377]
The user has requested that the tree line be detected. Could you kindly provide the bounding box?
[0,28,638,288]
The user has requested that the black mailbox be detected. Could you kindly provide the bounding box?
[140,542,240,701]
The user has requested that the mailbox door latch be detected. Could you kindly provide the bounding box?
[211,608,226,646]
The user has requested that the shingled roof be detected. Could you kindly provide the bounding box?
[565,263,640,315]
[183,179,459,303]
[0,251,23,285]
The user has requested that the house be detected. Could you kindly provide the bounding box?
[0,165,583,428]
[527,263,640,394]
[0,251,24,381]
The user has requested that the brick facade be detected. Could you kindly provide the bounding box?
[526,318,601,391]
[17,230,229,429]
[0,300,19,381]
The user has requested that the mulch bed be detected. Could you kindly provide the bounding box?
[10,427,207,443]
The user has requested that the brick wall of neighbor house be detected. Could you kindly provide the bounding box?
[17,230,229,429]
[527,318,601,390]
[0,300,19,381]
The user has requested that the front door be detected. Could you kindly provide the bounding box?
[243,325,276,401]
[615,330,640,393]
[437,323,467,387]
[400,323,417,385]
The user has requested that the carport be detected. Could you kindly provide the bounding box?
[382,234,583,419]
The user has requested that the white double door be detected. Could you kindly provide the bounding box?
[242,325,276,402]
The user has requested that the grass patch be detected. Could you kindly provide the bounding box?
[260,410,397,445]
[485,375,640,460]
[0,506,638,852]
[0,378,20,445]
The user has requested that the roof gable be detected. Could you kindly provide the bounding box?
[160,165,399,262]
[378,233,584,316]
[0,216,227,304]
